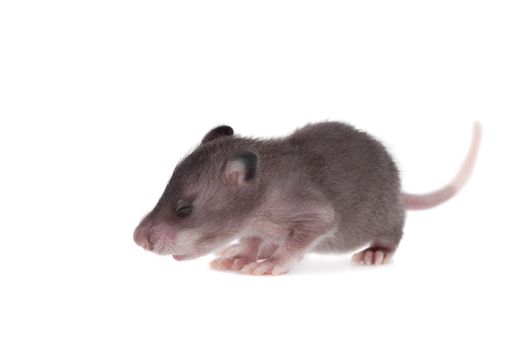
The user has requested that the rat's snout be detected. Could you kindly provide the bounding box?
[134,226,152,251]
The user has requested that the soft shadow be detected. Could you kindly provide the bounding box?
[290,255,395,275]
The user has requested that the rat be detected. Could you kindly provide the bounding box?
[133,121,481,275]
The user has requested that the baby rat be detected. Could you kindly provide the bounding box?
[134,121,481,275]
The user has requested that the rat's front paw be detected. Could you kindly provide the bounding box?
[215,243,240,258]
[240,258,298,276]
[209,256,253,271]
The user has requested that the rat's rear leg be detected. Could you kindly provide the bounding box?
[352,233,402,265]
[210,237,262,271]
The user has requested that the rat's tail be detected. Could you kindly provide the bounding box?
[402,122,482,211]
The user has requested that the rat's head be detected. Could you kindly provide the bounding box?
[133,125,262,260]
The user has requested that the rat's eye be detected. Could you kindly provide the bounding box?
[176,201,193,218]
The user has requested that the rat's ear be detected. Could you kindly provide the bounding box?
[202,125,234,144]
[225,151,258,186]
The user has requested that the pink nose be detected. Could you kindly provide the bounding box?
[134,226,152,251]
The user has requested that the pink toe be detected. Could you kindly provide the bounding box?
[252,267,266,275]
[352,252,364,263]
[364,251,374,265]
[374,251,384,265]
[241,263,257,274]
[231,258,246,271]
[210,258,225,270]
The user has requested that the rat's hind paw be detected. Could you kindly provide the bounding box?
[209,257,252,271]
[352,248,393,265]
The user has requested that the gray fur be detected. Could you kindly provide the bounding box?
[134,121,405,264]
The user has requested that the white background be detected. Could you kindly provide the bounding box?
[1,1,524,349]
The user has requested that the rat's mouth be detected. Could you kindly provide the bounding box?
[173,255,190,261]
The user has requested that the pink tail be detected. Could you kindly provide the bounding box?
[403,122,482,211]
